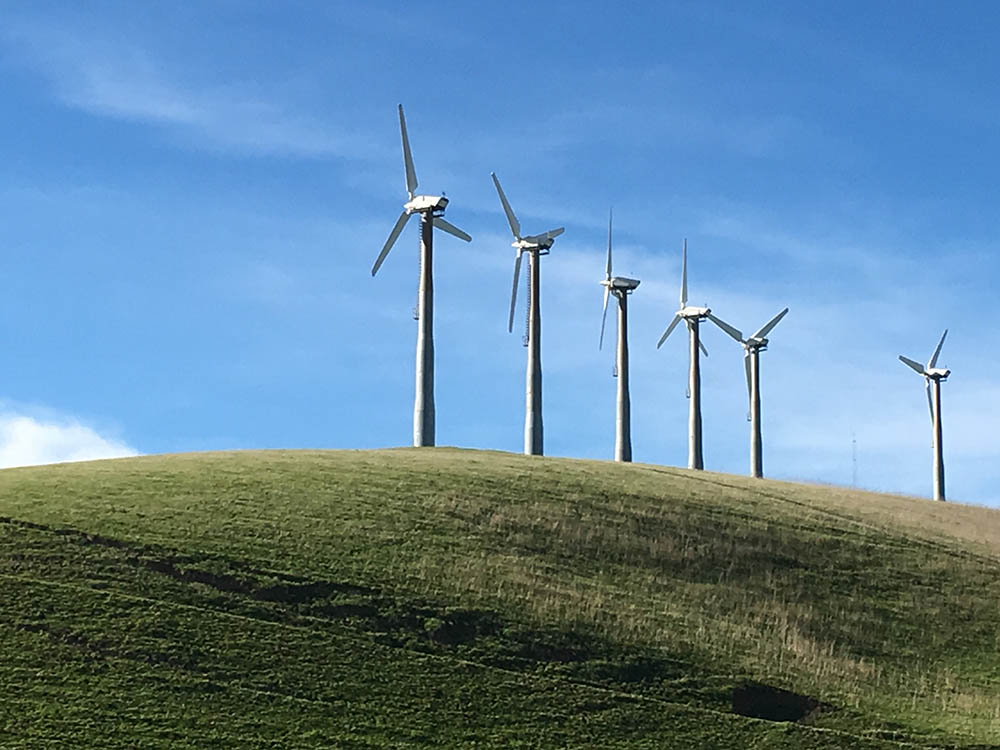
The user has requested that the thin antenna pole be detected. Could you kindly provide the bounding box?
[851,431,857,488]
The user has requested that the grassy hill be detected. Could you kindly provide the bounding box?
[2,448,1000,748]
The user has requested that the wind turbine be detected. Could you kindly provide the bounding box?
[491,172,564,456]
[899,330,950,501]
[714,307,790,478]
[371,105,472,447]
[656,240,739,470]
[599,210,639,462]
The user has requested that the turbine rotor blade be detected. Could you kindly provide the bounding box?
[656,314,682,349]
[599,287,610,350]
[680,239,688,307]
[698,338,709,358]
[926,379,934,423]
[372,211,411,276]
[706,313,743,342]
[508,252,522,333]
[928,328,948,369]
[490,172,521,240]
[432,216,472,242]
[899,355,925,375]
[744,350,752,397]
[605,209,613,280]
[398,104,418,197]
[753,307,790,340]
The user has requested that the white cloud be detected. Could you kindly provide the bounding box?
[0,415,137,469]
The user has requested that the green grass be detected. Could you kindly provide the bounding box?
[2,448,1000,747]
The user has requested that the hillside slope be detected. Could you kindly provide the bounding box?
[2,448,999,748]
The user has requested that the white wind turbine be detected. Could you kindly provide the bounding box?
[714,307,789,478]
[491,172,564,456]
[599,210,639,463]
[656,240,740,470]
[899,330,950,501]
[371,105,472,447]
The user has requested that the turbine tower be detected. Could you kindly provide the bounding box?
[599,211,639,462]
[715,307,790,478]
[371,105,472,447]
[491,172,564,456]
[899,330,950,501]
[656,240,739,470]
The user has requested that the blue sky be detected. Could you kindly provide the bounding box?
[1,1,998,505]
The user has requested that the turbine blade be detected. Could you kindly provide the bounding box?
[398,104,418,197]
[432,216,472,242]
[698,338,709,358]
[599,287,610,350]
[656,314,682,349]
[926,379,934,423]
[508,252,522,333]
[753,307,789,340]
[899,355,925,375]
[680,239,688,307]
[928,328,948,369]
[744,351,752,401]
[490,172,520,239]
[605,209,613,280]
[372,211,411,276]
[706,312,743,342]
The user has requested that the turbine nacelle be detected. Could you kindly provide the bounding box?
[900,356,951,381]
[513,237,554,252]
[744,337,769,352]
[680,305,709,319]
[404,194,449,214]
[602,276,640,293]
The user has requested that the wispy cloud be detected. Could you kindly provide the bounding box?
[1,20,378,159]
